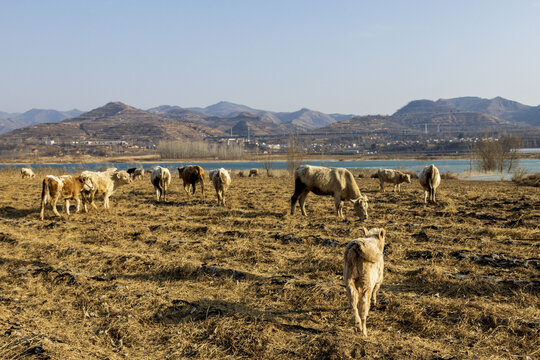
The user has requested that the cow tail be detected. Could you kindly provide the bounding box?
[41,178,50,205]
[428,165,435,190]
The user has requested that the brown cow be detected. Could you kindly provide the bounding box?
[177,165,205,200]
[40,174,94,220]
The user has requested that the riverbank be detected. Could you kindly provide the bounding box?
[2,151,539,165]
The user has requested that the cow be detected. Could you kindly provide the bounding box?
[248,169,260,177]
[344,227,386,336]
[132,168,145,180]
[291,165,369,220]
[208,168,231,206]
[40,174,94,220]
[21,168,35,179]
[177,165,205,201]
[377,168,411,192]
[127,167,145,180]
[80,169,132,211]
[151,166,171,201]
[419,164,441,203]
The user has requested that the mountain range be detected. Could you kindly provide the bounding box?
[0,97,538,146]
[0,108,83,134]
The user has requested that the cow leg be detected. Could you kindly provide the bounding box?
[90,192,98,210]
[424,190,428,204]
[360,288,372,336]
[298,191,309,216]
[291,178,307,215]
[65,199,71,215]
[52,196,61,217]
[372,283,381,306]
[183,183,191,198]
[163,185,167,201]
[75,196,81,213]
[346,279,362,332]
[155,188,160,201]
[104,194,110,209]
[335,195,343,218]
[379,180,384,192]
[431,188,436,203]
[40,200,46,220]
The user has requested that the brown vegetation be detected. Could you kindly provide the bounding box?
[0,168,538,359]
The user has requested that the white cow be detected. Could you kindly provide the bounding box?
[208,168,231,206]
[419,164,441,203]
[291,165,368,220]
[151,166,171,201]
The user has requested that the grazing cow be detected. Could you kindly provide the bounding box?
[127,167,145,180]
[132,168,145,180]
[248,169,259,177]
[21,168,35,179]
[81,170,132,210]
[419,164,441,203]
[208,168,231,206]
[377,169,411,192]
[177,165,205,200]
[151,166,171,201]
[344,227,386,336]
[40,174,94,220]
[291,165,369,220]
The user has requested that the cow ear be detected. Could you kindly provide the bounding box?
[378,229,386,241]
[363,227,369,236]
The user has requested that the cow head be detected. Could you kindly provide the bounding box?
[177,167,185,177]
[403,173,411,183]
[353,194,369,221]
[114,170,132,184]
[78,175,94,192]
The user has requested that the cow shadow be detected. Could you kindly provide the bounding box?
[151,297,336,335]
[0,206,36,219]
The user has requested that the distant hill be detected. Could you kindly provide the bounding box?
[396,96,540,127]
[0,102,224,145]
[0,108,83,134]
[273,108,340,131]
[317,111,516,134]
[153,101,353,132]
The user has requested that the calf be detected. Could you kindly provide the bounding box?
[377,168,411,192]
[177,165,205,200]
[419,164,441,203]
[81,170,132,210]
[291,165,368,220]
[208,168,231,206]
[151,166,171,201]
[21,168,35,179]
[344,227,386,336]
[40,174,94,220]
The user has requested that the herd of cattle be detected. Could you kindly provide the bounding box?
[20,163,442,335]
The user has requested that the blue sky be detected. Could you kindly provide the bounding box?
[1,0,539,114]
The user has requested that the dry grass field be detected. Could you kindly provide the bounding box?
[0,168,538,359]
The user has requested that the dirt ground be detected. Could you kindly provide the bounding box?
[0,168,538,359]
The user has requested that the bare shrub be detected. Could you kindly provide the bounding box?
[287,134,302,177]
[512,169,539,187]
[262,161,273,177]
[441,172,458,180]
[474,135,523,172]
